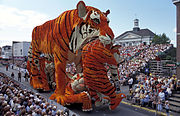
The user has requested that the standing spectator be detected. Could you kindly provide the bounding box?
[11,72,14,78]
[128,77,133,90]
[158,90,165,101]
[165,100,170,116]
[24,72,28,82]
[18,71,21,82]
[157,100,162,112]
[176,80,180,93]
[6,65,8,71]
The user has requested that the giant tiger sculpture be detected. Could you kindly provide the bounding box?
[59,37,126,111]
[27,1,124,110]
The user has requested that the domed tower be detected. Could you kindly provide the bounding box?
[133,19,140,32]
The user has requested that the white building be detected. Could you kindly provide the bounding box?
[1,45,12,59]
[115,19,155,47]
[13,41,31,60]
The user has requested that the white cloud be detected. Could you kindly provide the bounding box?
[0,5,50,47]
[0,5,49,29]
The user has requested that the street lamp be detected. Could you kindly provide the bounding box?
[172,0,180,80]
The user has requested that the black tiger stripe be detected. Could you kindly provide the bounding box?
[32,41,39,51]
[102,87,116,96]
[32,53,39,58]
[84,62,105,68]
[31,62,37,67]
[85,72,108,78]
[65,11,70,39]
[28,56,33,58]
[59,51,68,61]
[31,73,40,77]
[87,54,105,64]
[58,13,69,50]
[87,80,112,89]
[85,66,106,72]
[68,10,72,33]
[52,31,67,52]
[54,52,62,63]
[72,10,77,25]
[92,48,112,58]
[75,36,78,50]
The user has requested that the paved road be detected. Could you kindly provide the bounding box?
[0,65,179,116]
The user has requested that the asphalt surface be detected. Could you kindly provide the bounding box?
[0,65,179,116]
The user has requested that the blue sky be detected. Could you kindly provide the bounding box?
[0,0,177,47]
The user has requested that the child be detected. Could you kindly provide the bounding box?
[165,100,170,116]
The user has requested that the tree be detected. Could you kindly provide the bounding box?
[152,33,171,44]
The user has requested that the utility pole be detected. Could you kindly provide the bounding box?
[173,0,180,79]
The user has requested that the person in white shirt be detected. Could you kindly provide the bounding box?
[128,77,133,90]
[158,90,165,101]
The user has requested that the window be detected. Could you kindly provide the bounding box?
[20,49,22,55]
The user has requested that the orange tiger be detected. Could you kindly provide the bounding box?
[27,1,114,104]
[82,38,126,110]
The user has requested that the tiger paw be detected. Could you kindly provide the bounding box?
[31,78,43,89]
[109,93,126,110]
[82,102,93,111]
[49,93,67,106]
[95,98,110,107]
[42,86,50,91]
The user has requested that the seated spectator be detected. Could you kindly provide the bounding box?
[141,92,149,106]
[132,91,140,104]
[139,91,145,106]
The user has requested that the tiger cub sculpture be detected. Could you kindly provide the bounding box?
[82,38,126,110]
[27,0,114,104]
[59,37,125,111]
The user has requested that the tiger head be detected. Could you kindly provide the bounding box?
[70,1,115,53]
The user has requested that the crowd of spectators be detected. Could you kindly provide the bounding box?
[127,73,179,111]
[118,44,173,85]
[0,73,76,116]
[0,59,26,69]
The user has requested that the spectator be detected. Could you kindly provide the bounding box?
[165,100,170,116]
[11,72,14,78]
[157,100,162,112]
[24,72,28,82]
[0,73,77,116]
[132,91,140,104]
[158,90,165,101]
[18,71,21,82]
[128,77,133,90]
[176,80,180,93]
[6,65,8,71]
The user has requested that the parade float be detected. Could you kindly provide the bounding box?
[27,1,125,111]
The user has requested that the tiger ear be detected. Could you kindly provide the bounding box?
[111,44,121,50]
[77,1,87,18]
[104,9,110,17]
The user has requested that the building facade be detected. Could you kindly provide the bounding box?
[13,41,31,60]
[115,19,155,47]
[1,45,12,59]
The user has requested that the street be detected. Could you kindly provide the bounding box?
[0,65,178,116]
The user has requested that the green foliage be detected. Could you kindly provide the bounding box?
[160,47,176,62]
[152,33,171,44]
